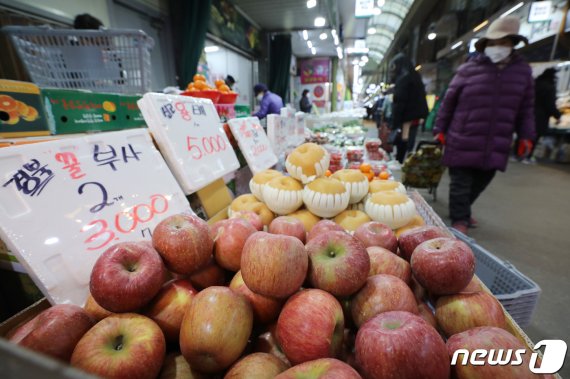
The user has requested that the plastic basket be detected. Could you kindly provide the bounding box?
[2,26,154,94]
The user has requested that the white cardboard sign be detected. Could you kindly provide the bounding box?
[267,114,285,156]
[138,93,240,194]
[227,117,277,174]
[295,112,306,145]
[0,129,190,305]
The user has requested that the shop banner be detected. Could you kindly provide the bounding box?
[228,117,277,174]
[138,94,240,194]
[209,0,261,56]
[0,129,190,305]
[300,58,331,84]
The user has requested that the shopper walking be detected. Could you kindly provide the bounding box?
[300,89,312,113]
[253,83,283,120]
[389,54,429,163]
[434,16,535,234]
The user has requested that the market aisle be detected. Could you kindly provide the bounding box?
[422,160,570,377]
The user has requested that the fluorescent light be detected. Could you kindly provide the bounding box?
[347,47,369,54]
[204,46,219,53]
[315,17,326,27]
[378,0,385,6]
[451,41,463,50]
[320,32,328,40]
[311,47,316,55]
[415,65,422,71]
[307,40,313,48]
[307,0,317,8]
[331,29,337,37]
[500,2,524,18]
[302,30,308,40]
[333,35,339,45]
[473,20,488,32]
[373,7,381,15]
[368,27,377,35]
[337,47,343,59]
[352,59,359,65]
[428,32,437,40]
[361,56,369,63]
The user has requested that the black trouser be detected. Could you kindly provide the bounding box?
[449,167,496,224]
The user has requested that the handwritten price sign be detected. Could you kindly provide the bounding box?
[228,117,277,174]
[138,94,239,194]
[0,129,190,305]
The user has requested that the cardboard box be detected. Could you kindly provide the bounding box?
[0,80,51,138]
[117,95,146,128]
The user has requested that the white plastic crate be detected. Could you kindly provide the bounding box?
[2,26,153,94]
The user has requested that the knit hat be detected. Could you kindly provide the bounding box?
[474,16,528,52]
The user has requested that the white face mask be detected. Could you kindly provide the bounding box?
[484,46,512,63]
[256,93,264,102]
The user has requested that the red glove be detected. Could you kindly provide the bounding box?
[517,139,533,158]
[435,133,445,145]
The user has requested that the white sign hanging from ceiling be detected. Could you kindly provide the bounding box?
[355,0,376,18]
[528,1,552,23]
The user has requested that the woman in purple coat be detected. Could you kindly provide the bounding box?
[434,17,535,234]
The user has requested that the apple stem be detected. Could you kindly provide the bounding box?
[113,335,124,351]
[329,250,336,258]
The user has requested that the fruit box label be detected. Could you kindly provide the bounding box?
[0,80,51,138]
[0,129,191,305]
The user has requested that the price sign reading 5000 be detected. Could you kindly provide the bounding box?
[81,194,168,251]
[186,135,227,160]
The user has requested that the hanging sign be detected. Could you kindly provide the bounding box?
[0,129,190,305]
[227,116,277,174]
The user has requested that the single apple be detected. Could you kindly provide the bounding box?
[90,241,166,313]
[435,291,507,337]
[306,231,370,297]
[9,304,93,362]
[145,279,197,343]
[224,352,289,378]
[351,274,417,327]
[411,237,475,296]
[367,246,411,283]
[84,293,114,322]
[398,226,449,261]
[230,210,264,231]
[354,222,398,253]
[180,286,253,373]
[276,289,344,365]
[188,257,226,290]
[461,276,484,293]
[229,271,283,324]
[152,213,213,274]
[254,324,290,366]
[241,232,308,298]
[355,311,450,379]
[306,220,345,242]
[211,218,257,271]
[417,302,437,328]
[269,216,307,243]
[159,353,207,379]
[275,358,362,379]
[447,326,539,379]
[71,313,165,379]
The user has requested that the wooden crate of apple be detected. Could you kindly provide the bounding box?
[2,205,551,378]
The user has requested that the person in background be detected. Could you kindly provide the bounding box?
[434,16,535,234]
[300,89,312,113]
[528,68,561,164]
[389,53,429,163]
[253,83,283,120]
[74,14,103,29]
[225,75,236,90]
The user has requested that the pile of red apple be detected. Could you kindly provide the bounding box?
[4,213,549,378]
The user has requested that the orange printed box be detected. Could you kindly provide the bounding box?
[0,80,51,138]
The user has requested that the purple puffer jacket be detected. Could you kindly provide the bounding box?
[435,53,535,171]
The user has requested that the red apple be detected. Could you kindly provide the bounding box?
[254,324,290,366]
[159,353,207,379]
[276,289,344,365]
[367,246,411,283]
[230,271,283,324]
[241,232,308,298]
[355,311,450,379]
[269,216,307,243]
[461,276,484,293]
[180,286,253,373]
[417,302,437,328]
[8,304,93,362]
[188,257,226,290]
[145,279,197,343]
[447,326,538,379]
[230,210,264,231]
[435,291,507,337]
[411,237,475,295]
[71,313,165,379]
[351,274,418,327]
[211,218,257,271]
[275,358,362,379]
[306,231,370,297]
[410,275,427,303]
[225,352,289,378]
[354,221,398,253]
[398,226,449,261]
[84,294,114,322]
[152,213,213,274]
[90,241,166,313]
[306,220,345,242]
